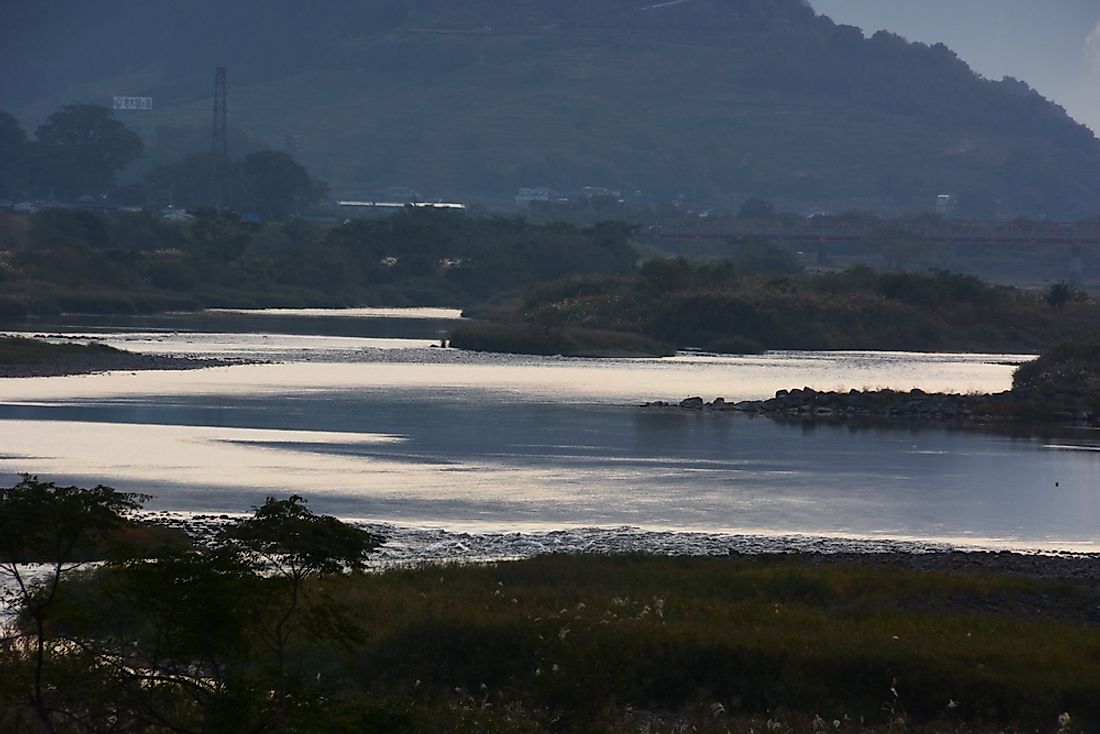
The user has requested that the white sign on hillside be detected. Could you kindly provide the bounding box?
[112,96,153,111]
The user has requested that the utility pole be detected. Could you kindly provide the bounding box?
[210,66,229,210]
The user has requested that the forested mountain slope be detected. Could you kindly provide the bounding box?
[4,0,1099,217]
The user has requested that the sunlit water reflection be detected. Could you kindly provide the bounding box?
[1,310,1098,553]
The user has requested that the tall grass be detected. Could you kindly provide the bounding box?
[311,555,1100,732]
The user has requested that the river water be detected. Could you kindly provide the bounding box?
[1,309,1099,555]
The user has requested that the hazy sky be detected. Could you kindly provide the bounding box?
[809,0,1100,134]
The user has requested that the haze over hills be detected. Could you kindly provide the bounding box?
[4,0,1100,218]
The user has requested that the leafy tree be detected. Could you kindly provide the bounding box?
[223,495,381,704]
[732,240,802,275]
[88,548,272,733]
[0,475,146,730]
[1044,281,1087,309]
[236,150,326,221]
[736,198,777,219]
[1012,341,1100,415]
[1,490,382,731]
[143,150,326,217]
[0,109,29,197]
[639,257,694,293]
[870,224,929,271]
[32,104,143,197]
[190,208,258,267]
[28,208,110,250]
[143,151,218,210]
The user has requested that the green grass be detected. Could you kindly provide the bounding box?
[10,552,1098,732]
[304,554,1100,732]
[0,335,122,365]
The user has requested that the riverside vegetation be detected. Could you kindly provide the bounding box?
[0,209,636,316]
[3,207,1098,358]
[3,477,1100,733]
[462,256,1099,356]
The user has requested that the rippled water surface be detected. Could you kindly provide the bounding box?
[2,310,1098,552]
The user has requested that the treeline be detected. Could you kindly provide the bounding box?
[0,208,637,317]
[0,104,325,218]
[490,252,1097,354]
[0,106,142,202]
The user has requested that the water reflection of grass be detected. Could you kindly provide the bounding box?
[314,554,1100,731]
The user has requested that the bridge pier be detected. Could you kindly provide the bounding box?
[1070,245,1083,287]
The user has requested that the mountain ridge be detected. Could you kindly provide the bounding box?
[4,0,1100,218]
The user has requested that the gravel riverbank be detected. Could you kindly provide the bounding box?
[148,511,1100,580]
[0,351,248,377]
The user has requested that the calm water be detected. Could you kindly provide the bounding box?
[2,309,1099,552]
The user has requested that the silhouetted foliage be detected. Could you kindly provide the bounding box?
[731,240,801,275]
[1013,341,1100,394]
[236,150,326,220]
[190,208,258,267]
[736,199,777,220]
[0,476,147,730]
[504,260,1098,353]
[0,109,29,197]
[143,149,327,219]
[5,476,1100,730]
[31,105,143,197]
[1044,281,1087,308]
[1,488,383,732]
[142,151,216,210]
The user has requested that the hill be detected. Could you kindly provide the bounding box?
[4,0,1100,218]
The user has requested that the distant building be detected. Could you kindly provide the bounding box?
[336,200,466,214]
[581,186,622,200]
[515,187,556,205]
[935,194,957,216]
[160,207,194,222]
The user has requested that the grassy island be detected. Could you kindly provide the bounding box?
[0,334,123,364]
[484,261,1099,356]
[0,335,233,377]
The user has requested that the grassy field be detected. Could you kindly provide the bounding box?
[6,547,1100,732]
[289,554,1100,732]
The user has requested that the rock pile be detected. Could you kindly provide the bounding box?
[644,386,1099,425]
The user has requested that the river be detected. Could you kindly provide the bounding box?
[1,309,1098,556]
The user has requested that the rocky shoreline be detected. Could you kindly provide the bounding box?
[644,386,1100,426]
